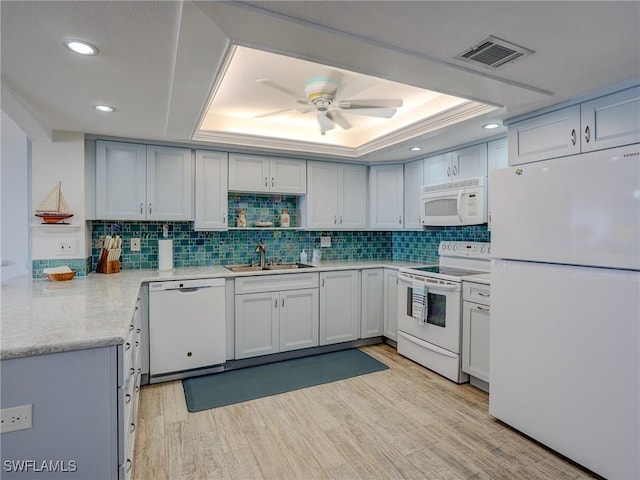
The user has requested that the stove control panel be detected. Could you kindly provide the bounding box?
[439,241,492,259]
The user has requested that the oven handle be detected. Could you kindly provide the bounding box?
[398,274,460,292]
[456,189,464,223]
[398,331,458,359]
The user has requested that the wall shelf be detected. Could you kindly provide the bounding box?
[32,223,82,232]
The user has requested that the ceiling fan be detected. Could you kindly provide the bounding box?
[255,77,403,135]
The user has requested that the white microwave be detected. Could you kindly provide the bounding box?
[420,177,487,226]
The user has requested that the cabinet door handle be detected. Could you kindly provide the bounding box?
[281,298,285,307]
[271,177,275,188]
[334,215,337,224]
[340,216,343,224]
[130,422,136,433]
[570,129,576,146]
[584,125,591,143]
[452,165,458,176]
[477,292,490,297]
[148,203,152,215]
[398,215,402,225]
[322,278,325,287]
[223,214,226,224]
[447,166,451,177]
[476,305,490,312]
[265,177,268,187]
[140,203,144,215]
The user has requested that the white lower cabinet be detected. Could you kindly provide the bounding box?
[279,289,319,352]
[361,269,384,338]
[462,281,491,386]
[383,269,399,341]
[235,292,280,359]
[234,273,319,359]
[319,270,361,345]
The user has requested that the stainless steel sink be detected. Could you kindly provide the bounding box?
[225,265,265,272]
[225,263,314,272]
[264,263,314,270]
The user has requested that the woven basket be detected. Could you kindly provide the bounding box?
[45,271,76,281]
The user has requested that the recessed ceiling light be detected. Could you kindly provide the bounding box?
[482,123,501,129]
[64,39,98,56]
[409,146,423,152]
[94,105,115,113]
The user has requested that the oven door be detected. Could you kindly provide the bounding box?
[397,273,462,353]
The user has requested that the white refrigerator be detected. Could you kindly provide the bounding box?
[489,144,640,480]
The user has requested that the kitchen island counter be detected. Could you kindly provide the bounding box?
[1,260,421,360]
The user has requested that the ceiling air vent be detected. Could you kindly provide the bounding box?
[456,35,534,68]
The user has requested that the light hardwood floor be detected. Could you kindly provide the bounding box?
[133,344,598,480]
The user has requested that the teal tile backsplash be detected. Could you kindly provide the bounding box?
[91,222,393,269]
[90,221,490,271]
[87,192,490,271]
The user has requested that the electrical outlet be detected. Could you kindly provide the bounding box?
[320,236,331,247]
[56,240,76,255]
[1,404,32,434]
[130,238,141,252]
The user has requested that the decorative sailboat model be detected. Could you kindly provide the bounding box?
[35,181,73,223]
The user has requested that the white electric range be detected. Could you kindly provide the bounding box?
[397,241,491,383]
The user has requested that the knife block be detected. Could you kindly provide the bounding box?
[96,249,121,274]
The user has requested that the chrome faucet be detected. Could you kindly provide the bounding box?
[255,240,266,267]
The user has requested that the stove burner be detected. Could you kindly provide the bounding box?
[408,266,486,277]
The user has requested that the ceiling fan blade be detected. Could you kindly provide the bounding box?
[335,75,378,101]
[340,107,398,118]
[296,106,316,114]
[338,99,403,109]
[326,110,351,130]
[317,112,335,133]
[255,79,304,101]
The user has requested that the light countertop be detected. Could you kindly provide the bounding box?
[1,260,423,360]
[461,272,491,285]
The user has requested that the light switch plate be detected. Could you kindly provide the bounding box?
[320,236,331,247]
[130,238,141,252]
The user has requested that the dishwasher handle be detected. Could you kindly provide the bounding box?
[149,278,225,292]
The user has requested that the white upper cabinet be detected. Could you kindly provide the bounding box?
[508,105,581,165]
[580,86,640,152]
[96,141,146,220]
[304,161,366,229]
[228,153,306,194]
[96,141,193,220]
[423,152,453,185]
[146,145,194,221]
[368,164,404,230]
[424,144,487,185]
[509,86,640,165]
[404,159,424,229]
[339,164,367,228]
[453,143,488,179]
[194,150,228,230]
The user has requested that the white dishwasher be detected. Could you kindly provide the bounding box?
[148,278,225,382]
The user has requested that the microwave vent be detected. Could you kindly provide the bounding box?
[455,35,533,68]
[421,177,485,194]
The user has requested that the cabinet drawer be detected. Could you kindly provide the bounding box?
[235,272,319,294]
[463,281,491,306]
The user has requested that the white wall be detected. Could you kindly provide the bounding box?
[31,132,86,260]
[1,110,30,280]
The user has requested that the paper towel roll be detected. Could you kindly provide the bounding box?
[158,239,173,271]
